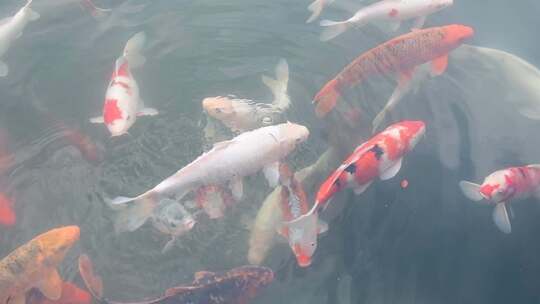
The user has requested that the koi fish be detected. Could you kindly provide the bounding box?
[313,24,474,117]
[0,193,15,227]
[306,0,335,24]
[78,254,274,304]
[27,282,91,304]
[109,122,309,233]
[90,32,158,137]
[79,0,112,19]
[277,164,327,267]
[151,198,197,253]
[320,0,453,41]
[0,0,40,77]
[283,121,425,241]
[195,185,235,219]
[0,226,80,304]
[459,165,540,234]
[203,59,290,133]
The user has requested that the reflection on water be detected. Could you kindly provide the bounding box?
[1,0,540,303]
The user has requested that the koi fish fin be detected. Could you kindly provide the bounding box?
[78,254,104,299]
[527,164,540,169]
[112,194,157,233]
[517,105,540,120]
[372,79,412,132]
[165,286,198,297]
[137,107,159,116]
[306,0,334,23]
[353,181,372,195]
[212,139,235,151]
[230,177,244,201]
[508,204,515,219]
[0,61,9,77]
[493,202,512,234]
[38,268,63,300]
[380,158,402,180]
[317,219,328,234]
[263,162,280,188]
[319,20,351,41]
[430,54,449,76]
[89,116,104,124]
[161,237,177,254]
[123,31,146,69]
[411,16,426,30]
[458,181,484,202]
[388,20,401,32]
[313,78,341,117]
[263,58,290,110]
[9,294,25,304]
[27,8,40,21]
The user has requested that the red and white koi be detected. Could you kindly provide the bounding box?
[313,24,474,117]
[320,0,453,41]
[0,0,40,77]
[277,164,327,267]
[195,185,235,219]
[283,121,425,240]
[460,165,540,234]
[109,122,309,233]
[306,0,335,24]
[90,32,158,137]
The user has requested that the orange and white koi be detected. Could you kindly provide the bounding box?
[0,226,80,304]
[283,121,425,241]
[0,0,40,77]
[460,165,540,234]
[313,24,474,117]
[90,32,158,136]
[277,164,327,267]
[320,0,453,41]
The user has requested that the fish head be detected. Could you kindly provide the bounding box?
[398,120,426,150]
[277,122,309,152]
[202,97,237,122]
[481,170,516,203]
[157,199,197,234]
[103,98,133,137]
[38,226,80,265]
[288,220,318,267]
[443,24,475,47]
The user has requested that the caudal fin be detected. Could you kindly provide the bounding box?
[123,32,146,69]
[306,0,329,23]
[108,193,157,233]
[313,78,341,117]
[262,58,290,110]
[319,20,350,41]
[78,254,104,300]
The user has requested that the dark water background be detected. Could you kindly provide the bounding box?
[1,0,540,303]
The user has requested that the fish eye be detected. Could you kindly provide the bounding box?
[311,242,315,247]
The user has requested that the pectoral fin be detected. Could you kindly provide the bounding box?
[430,55,449,76]
[230,177,244,201]
[0,61,9,77]
[317,219,328,234]
[89,116,104,124]
[458,181,484,202]
[353,181,372,195]
[137,107,159,117]
[161,237,177,254]
[411,16,426,30]
[263,162,280,188]
[38,268,63,300]
[493,202,512,234]
[380,158,402,180]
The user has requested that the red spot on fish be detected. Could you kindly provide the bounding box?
[400,179,408,189]
[0,193,15,227]
[116,61,130,78]
[388,8,399,17]
[480,184,499,199]
[103,99,122,125]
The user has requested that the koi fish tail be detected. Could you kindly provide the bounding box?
[306,0,334,23]
[319,19,353,41]
[262,58,290,110]
[122,31,146,68]
[107,191,158,233]
[313,78,341,117]
[78,254,108,303]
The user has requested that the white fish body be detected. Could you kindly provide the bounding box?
[320,0,453,41]
[111,122,309,233]
[0,0,40,76]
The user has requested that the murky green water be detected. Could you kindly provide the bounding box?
[1,0,540,303]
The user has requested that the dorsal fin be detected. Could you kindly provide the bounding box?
[212,140,234,150]
[193,271,217,284]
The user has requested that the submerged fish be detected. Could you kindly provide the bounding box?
[0,193,16,227]
[277,164,327,267]
[320,0,453,41]
[203,59,290,133]
[0,226,80,304]
[306,0,335,23]
[283,121,425,244]
[151,198,197,253]
[195,185,235,219]
[90,32,158,137]
[79,0,112,19]
[460,165,540,234]
[313,24,474,117]
[78,254,274,304]
[27,282,91,304]
[110,122,309,233]
[0,0,39,77]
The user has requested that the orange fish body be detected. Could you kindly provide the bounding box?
[0,226,80,304]
[27,282,91,304]
[313,24,474,117]
[0,193,15,227]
